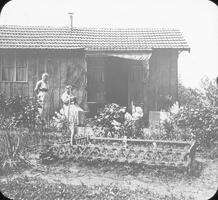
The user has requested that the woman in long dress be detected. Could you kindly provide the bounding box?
[34,73,50,123]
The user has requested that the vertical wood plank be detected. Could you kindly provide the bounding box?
[0,82,5,94]
[170,50,179,102]
[0,54,2,82]
[14,51,16,82]
[58,58,62,109]
[87,56,105,104]
[28,55,34,97]
[5,82,10,97]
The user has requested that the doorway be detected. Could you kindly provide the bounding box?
[104,57,128,106]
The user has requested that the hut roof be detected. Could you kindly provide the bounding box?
[0,25,190,51]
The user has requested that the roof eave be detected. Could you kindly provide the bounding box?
[0,47,85,51]
[85,49,153,54]
[151,47,190,52]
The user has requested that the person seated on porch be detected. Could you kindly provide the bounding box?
[34,73,50,124]
[61,85,84,145]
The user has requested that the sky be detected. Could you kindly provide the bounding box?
[0,0,218,88]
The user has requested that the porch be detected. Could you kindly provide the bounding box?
[86,53,151,116]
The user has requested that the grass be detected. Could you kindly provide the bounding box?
[0,176,195,200]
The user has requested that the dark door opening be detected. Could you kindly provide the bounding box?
[104,57,128,106]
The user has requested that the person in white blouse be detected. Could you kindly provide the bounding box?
[61,85,84,145]
[34,73,50,123]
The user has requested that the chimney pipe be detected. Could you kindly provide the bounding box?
[68,12,74,30]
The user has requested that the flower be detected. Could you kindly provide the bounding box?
[124,112,133,121]
[120,108,126,113]
[132,106,143,120]
[112,120,121,126]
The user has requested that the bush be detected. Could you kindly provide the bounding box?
[161,102,218,148]
[174,104,218,148]
[0,94,40,130]
[91,103,144,138]
[91,103,126,138]
[50,109,70,132]
[178,82,204,107]
[0,94,41,171]
[161,77,218,148]
[0,128,31,171]
[200,77,218,107]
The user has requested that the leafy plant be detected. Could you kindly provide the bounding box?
[160,77,218,148]
[0,94,41,130]
[91,103,144,138]
[200,76,218,107]
[91,103,126,137]
[50,109,70,132]
[178,81,204,107]
[0,94,41,171]
[173,104,218,148]
[0,128,30,171]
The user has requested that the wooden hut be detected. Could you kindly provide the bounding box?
[0,25,190,120]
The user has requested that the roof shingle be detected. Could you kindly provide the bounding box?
[0,25,190,51]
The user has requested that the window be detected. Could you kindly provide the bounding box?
[0,54,28,82]
[1,54,14,81]
[16,57,27,82]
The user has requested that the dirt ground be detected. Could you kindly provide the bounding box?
[1,152,217,200]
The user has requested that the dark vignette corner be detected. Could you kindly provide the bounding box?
[209,0,218,7]
[0,0,11,15]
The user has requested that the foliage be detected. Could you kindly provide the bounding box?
[0,94,41,130]
[0,94,41,171]
[200,76,218,107]
[178,77,218,107]
[91,103,144,138]
[162,77,218,148]
[144,123,192,141]
[0,128,30,171]
[91,103,126,137]
[39,143,60,165]
[50,109,70,133]
[208,145,218,159]
[0,176,195,200]
[173,104,218,148]
[178,82,204,107]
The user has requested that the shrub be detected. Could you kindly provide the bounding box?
[91,103,126,138]
[161,77,218,148]
[161,102,218,148]
[0,128,31,171]
[50,109,70,132]
[174,104,218,148]
[91,103,144,138]
[0,94,41,171]
[0,94,41,130]
[178,82,204,107]
[200,76,218,107]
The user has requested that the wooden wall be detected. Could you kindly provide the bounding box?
[86,55,149,116]
[0,49,87,114]
[0,48,178,119]
[86,56,105,105]
[148,49,179,111]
